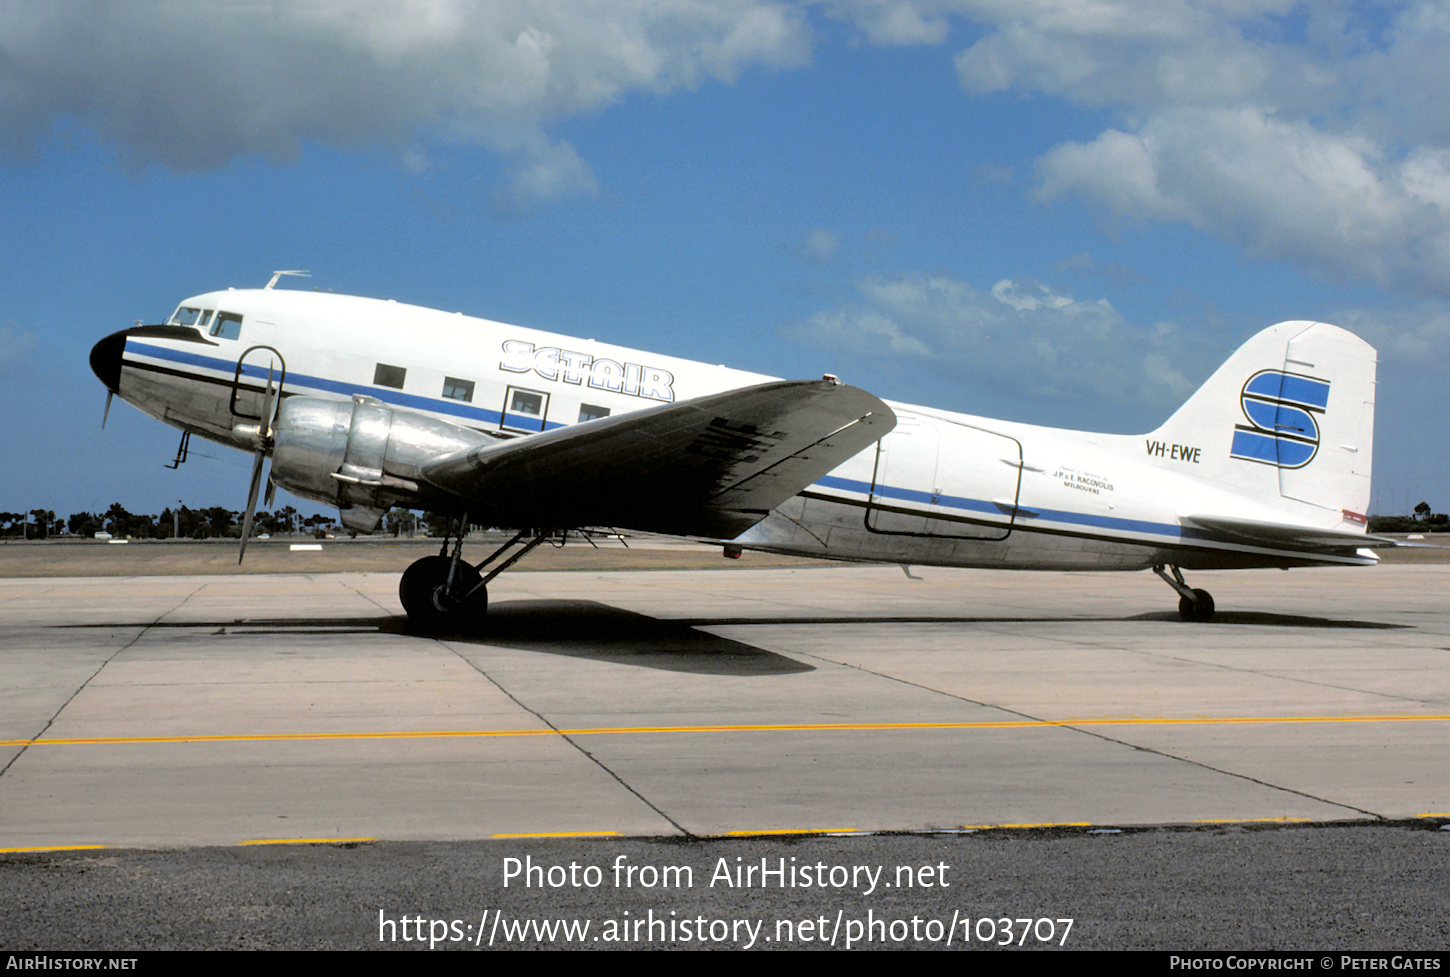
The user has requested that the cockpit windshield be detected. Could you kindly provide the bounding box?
[168,305,214,329]
[210,311,242,340]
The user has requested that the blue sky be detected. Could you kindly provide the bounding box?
[2,1,1447,520]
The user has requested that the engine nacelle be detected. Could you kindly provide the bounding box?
[270,395,492,531]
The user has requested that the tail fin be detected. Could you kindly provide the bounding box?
[1145,321,1376,527]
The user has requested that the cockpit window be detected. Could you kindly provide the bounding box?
[209,311,243,340]
[169,306,206,327]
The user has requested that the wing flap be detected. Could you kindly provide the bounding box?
[422,380,895,537]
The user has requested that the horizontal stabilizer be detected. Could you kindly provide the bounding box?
[1182,514,1396,552]
[422,380,895,538]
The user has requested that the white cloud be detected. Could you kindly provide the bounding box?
[0,1,809,204]
[812,1,1450,297]
[989,278,1075,312]
[789,308,933,357]
[1038,107,1450,293]
[1328,301,1450,366]
[821,0,952,45]
[803,228,841,261]
[491,135,599,215]
[0,321,38,367]
[950,0,1286,108]
[788,273,1194,406]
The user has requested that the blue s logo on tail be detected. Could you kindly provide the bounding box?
[1230,370,1330,469]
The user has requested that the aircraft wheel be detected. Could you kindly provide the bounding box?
[399,556,487,633]
[1177,588,1215,622]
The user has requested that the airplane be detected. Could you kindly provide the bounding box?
[89,272,1392,631]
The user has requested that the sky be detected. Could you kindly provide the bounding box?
[2,0,1447,521]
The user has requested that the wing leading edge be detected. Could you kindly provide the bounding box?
[422,380,896,538]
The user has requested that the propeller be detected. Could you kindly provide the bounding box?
[102,390,113,429]
[238,367,278,564]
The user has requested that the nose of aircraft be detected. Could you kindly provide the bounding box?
[89,330,127,393]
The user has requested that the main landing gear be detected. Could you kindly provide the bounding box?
[1153,564,1215,622]
[399,518,550,633]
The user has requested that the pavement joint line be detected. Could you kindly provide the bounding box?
[7,712,1449,749]
[439,638,694,838]
[0,581,209,778]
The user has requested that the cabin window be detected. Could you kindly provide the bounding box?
[578,403,611,422]
[502,386,549,433]
[442,377,475,402]
[210,312,243,340]
[373,363,406,389]
[510,390,542,416]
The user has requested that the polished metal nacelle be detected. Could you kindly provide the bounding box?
[270,394,491,531]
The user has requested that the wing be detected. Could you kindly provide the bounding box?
[421,379,895,537]
[1181,514,1397,553]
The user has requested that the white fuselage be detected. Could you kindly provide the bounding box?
[105,288,1371,572]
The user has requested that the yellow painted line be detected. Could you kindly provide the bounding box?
[0,845,109,854]
[959,822,1093,830]
[491,831,620,839]
[726,828,856,837]
[4,712,1449,750]
[237,837,375,846]
[1416,812,1450,818]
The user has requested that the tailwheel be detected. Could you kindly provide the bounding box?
[1154,565,1216,622]
[1177,587,1215,623]
[399,555,486,633]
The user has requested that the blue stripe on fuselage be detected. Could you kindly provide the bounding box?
[125,339,567,431]
[812,473,1187,541]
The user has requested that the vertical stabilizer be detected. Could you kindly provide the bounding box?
[1146,321,1376,525]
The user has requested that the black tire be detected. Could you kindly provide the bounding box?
[1177,588,1215,622]
[399,556,487,633]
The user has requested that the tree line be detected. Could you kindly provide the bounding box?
[1367,501,1449,533]
[0,504,453,540]
[0,503,347,540]
[4,500,1444,540]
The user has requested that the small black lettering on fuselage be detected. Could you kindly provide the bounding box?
[1145,439,1201,463]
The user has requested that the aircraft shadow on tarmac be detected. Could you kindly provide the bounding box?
[58,601,814,677]
[1123,610,1406,629]
[442,600,815,675]
[54,603,1405,678]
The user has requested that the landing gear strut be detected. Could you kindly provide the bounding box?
[1153,564,1215,622]
[398,517,551,633]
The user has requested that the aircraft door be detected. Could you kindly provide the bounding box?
[864,418,937,535]
[927,422,1024,540]
[866,417,1023,541]
[231,344,286,426]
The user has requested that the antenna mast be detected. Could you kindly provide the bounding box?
[265,270,311,290]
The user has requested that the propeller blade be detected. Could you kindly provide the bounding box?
[238,447,266,564]
[102,390,113,429]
